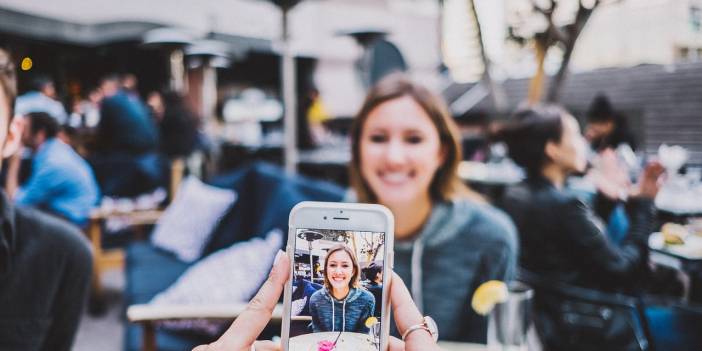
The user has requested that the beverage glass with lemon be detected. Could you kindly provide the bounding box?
[472,280,533,351]
[489,282,533,351]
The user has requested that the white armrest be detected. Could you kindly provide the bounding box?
[291,315,312,321]
[127,303,284,322]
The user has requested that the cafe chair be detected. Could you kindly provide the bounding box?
[518,270,653,351]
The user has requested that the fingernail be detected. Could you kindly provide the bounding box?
[273,250,284,266]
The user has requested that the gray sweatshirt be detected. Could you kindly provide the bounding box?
[309,286,376,333]
[392,199,518,343]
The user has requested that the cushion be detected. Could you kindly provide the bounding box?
[151,176,237,262]
[125,242,200,351]
[125,242,193,305]
[202,162,345,256]
[150,229,283,305]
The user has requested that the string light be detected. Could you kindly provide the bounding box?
[20,57,32,71]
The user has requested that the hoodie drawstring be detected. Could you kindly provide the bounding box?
[342,299,347,332]
[411,239,424,313]
[329,291,349,332]
[331,297,335,332]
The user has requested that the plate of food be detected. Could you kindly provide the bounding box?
[649,223,702,260]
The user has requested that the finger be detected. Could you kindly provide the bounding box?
[191,345,209,351]
[219,250,290,349]
[253,340,280,351]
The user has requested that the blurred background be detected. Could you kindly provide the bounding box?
[1,0,701,350]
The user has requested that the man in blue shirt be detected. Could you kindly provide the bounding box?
[14,75,68,124]
[6,111,100,226]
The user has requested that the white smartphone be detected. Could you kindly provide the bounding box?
[282,201,394,351]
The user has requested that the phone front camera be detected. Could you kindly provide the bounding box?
[340,210,344,214]
[323,216,327,220]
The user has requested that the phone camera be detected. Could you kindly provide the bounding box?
[323,216,327,220]
[340,210,343,214]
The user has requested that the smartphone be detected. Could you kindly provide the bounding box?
[282,201,394,351]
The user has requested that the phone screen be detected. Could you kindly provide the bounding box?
[287,228,386,351]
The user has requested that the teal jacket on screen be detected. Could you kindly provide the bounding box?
[309,286,375,333]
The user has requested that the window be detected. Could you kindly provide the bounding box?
[691,6,702,32]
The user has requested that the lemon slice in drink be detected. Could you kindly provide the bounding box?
[365,316,378,328]
[471,280,509,316]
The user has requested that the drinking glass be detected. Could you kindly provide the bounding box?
[487,282,533,351]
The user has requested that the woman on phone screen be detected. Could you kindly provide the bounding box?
[308,244,375,333]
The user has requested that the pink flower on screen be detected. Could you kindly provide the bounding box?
[317,340,335,351]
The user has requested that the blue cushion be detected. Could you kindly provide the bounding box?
[203,162,345,256]
[645,305,702,351]
[124,242,203,351]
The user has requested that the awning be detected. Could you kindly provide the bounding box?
[0,7,274,55]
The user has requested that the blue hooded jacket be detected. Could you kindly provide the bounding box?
[309,287,375,333]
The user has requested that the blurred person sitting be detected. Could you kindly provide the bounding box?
[305,88,331,146]
[584,95,639,247]
[497,105,674,349]
[68,86,102,129]
[146,90,198,159]
[90,74,162,197]
[499,105,663,293]
[14,74,68,125]
[5,112,100,227]
[120,73,140,100]
[363,262,383,317]
[585,93,637,152]
[0,47,92,351]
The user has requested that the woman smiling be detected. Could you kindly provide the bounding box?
[308,244,376,333]
[348,73,517,342]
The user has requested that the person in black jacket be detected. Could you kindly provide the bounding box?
[363,262,383,317]
[0,48,92,351]
[498,105,664,293]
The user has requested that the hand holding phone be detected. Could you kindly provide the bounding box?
[283,202,394,351]
[192,250,438,351]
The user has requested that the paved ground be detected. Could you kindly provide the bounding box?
[73,269,125,351]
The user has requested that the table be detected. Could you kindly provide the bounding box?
[289,332,376,351]
[649,232,702,302]
[287,332,486,351]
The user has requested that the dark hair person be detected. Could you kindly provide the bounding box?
[585,93,637,152]
[499,104,664,292]
[364,262,383,317]
[0,47,92,351]
[308,244,375,333]
[348,73,517,342]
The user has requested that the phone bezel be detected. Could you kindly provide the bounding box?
[282,201,394,351]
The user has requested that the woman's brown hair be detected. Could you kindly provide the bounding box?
[349,73,480,203]
[0,49,16,120]
[323,244,361,291]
